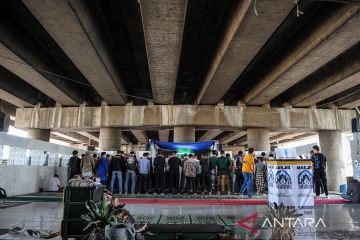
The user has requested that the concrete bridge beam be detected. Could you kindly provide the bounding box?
[247,128,270,152]
[174,126,195,143]
[14,105,355,132]
[28,129,50,142]
[99,127,122,151]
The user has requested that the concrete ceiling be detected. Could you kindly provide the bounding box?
[0,0,359,127]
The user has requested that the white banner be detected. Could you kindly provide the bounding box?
[267,160,315,239]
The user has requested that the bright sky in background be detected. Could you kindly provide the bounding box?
[7,126,70,146]
[8,126,27,138]
[280,135,319,148]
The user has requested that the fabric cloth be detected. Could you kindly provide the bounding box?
[209,156,217,170]
[256,162,266,174]
[139,157,150,174]
[256,172,265,193]
[242,154,255,173]
[154,156,166,173]
[126,156,138,172]
[200,157,210,175]
[230,172,236,192]
[240,172,253,197]
[235,169,244,193]
[139,174,148,193]
[125,170,137,194]
[110,171,123,193]
[110,154,127,172]
[48,177,60,191]
[152,140,215,151]
[200,174,211,192]
[216,156,230,175]
[210,169,217,191]
[217,175,230,192]
[341,194,354,202]
[168,157,181,171]
[165,158,170,172]
[155,172,165,193]
[346,179,360,203]
[311,153,327,170]
[169,170,180,193]
[186,176,196,193]
[235,155,243,170]
[81,154,94,174]
[314,169,328,196]
[184,158,198,177]
[69,156,81,179]
[97,157,109,181]
[229,158,235,174]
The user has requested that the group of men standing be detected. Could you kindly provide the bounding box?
[67,149,267,198]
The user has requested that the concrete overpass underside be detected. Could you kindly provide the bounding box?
[0,0,358,152]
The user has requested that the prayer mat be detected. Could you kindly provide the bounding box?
[217,215,237,226]
[0,202,30,209]
[158,215,191,224]
[190,215,223,225]
[133,215,161,224]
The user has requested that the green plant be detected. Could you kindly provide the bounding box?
[265,203,303,240]
[82,200,118,240]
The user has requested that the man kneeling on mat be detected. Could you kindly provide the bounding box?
[341,177,360,203]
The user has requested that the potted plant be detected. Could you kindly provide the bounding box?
[82,199,136,240]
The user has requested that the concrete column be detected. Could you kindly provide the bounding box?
[247,128,270,151]
[28,129,50,141]
[174,126,195,142]
[0,113,10,132]
[318,130,345,191]
[99,127,122,151]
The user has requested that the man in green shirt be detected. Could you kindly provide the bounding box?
[216,150,230,195]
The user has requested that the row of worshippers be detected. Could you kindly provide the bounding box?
[68,149,268,198]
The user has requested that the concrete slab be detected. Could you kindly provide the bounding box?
[131,130,149,144]
[198,129,222,142]
[0,89,33,108]
[197,0,294,104]
[158,129,170,142]
[139,0,186,104]
[23,0,126,104]
[0,43,77,106]
[246,5,360,105]
[14,105,355,131]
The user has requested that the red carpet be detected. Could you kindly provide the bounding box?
[119,198,347,205]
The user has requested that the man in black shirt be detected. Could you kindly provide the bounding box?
[153,151,166,194]
[109,151,127,194]
[168,151,181,194]
[311,145,328,197]
[68,150,81,179]
[200,152,211,194]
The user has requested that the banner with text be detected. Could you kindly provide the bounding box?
[267,160,315,239]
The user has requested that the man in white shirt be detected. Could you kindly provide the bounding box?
[49,174,61,192]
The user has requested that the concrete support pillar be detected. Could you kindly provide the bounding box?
[174,126,195,142]
[0,113,10,132]
[28,129,50,142]
[318,130,345,191]
[99,127,122,151]
[247,128,270,151]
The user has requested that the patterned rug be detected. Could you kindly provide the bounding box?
[113,193,268,199]
[0,202,31,209]
[133,214,238,226]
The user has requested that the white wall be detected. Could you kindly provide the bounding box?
[0,165,68,196]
